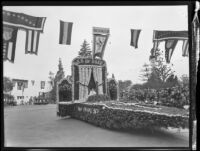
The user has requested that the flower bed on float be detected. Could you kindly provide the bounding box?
[58,100,189,130]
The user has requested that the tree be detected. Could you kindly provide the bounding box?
[152,51,174,83]
[179,74,189,86]
[78,40,92,57]
[3,76,14,93]
[140,63,151,82]
[118,80,132,96]
[55,58,65,81]
[163,74,179,88]
[144,71,163,89]
[49,58,65,102]
[48,71,54,87]
[140,50,175,89]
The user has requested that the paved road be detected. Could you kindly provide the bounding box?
[4,104,189,147]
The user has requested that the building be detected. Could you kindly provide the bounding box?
[11,79,53,105]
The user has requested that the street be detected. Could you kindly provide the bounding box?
[4,104,189,147]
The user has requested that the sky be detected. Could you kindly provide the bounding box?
[3,6,189,84]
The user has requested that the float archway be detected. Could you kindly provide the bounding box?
[71,57,108,101]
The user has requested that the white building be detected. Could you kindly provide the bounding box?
[11,78,53,105]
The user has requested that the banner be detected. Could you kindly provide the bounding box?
[3,25,18,63]
[153,30,188,41]
[182,40,189,57]
[3,10,46,32]
[59,20,73,45]
[3,10,47,62]
[130,29,141,49]
[151,30,188,63]
[93,27,110,59]
[165,39,178,63]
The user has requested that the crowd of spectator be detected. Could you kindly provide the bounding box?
[120,85,189,109]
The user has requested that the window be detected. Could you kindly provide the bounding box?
[24,82,28,88]
[17,82,23,90]
[31,80,35,86]
[17,96,24,99]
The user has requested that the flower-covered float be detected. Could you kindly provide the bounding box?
[56,56,189,130]
[56,27,189,130]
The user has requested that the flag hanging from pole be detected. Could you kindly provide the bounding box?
[151,30,188,63]
[3,25,18,63]
[59,20,73,45]
[3,10,46,32]
[3,10,46,60]
[153,30,188,41]
[93,27,110,59]
[130,29,141,49]
[182,40,189,57]
[165,39,178,63]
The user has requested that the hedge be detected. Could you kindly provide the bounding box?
[58,101,189,130]
[86,94,110,102]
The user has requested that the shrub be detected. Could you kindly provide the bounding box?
[124,86,189,109]
[86,94,111,102]
[4,100,17,106]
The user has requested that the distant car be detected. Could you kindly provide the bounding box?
[34,97,49,105]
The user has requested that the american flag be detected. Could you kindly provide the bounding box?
[3,10,46,57]
[3,25,18,63]
[3,10,46,32]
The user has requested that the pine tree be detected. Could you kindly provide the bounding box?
[140,63,151,82]
[152,51,174,83]
[48,71,54,87]
[79,40,92,57]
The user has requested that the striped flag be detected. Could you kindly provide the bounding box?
[130,29,141,49]
[59,20,73,45]
[3,26,18,63]
[25,30,40,54]
[182,40,189,57]
[165,39,178,63]
[3,10,47,60]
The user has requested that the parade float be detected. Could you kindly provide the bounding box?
[57,27,189,130]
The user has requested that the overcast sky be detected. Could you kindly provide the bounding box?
[3,6,189,84]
